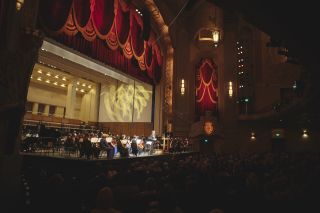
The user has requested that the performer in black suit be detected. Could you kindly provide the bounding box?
[100,134,108,150]
[131,135,138,156]
[81,133,92,159]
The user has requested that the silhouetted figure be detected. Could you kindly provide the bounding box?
[80,134,92,159]
[131,136,138,156]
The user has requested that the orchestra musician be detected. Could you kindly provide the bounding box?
[80,133,92,159]
[146,130,157,155]
[91,133,100,158]
[136,137,144,155]
[99,134,108,158]
[131,135,138,156]
[64,134,74,155]
[105,134,115,159]
[117,137,128,157]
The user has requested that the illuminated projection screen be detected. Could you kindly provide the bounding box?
[99,80,153,122]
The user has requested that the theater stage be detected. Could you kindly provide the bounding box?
[20,150,196,162]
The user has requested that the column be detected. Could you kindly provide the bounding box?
[154,83,163,135]
[54,106,65,118]
[32,102,38,115]
[91,84,100,122]
[43,105,50,116]
[80,83,100,122]
[80,93,90,122]
[0,1,43,212]
[65,79,77,119]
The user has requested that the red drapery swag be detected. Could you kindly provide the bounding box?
[195,58,218,116]
[39,0,162,84]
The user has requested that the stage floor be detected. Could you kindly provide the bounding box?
[20,149,194,161]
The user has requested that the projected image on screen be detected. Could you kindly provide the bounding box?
[99,80,153,122]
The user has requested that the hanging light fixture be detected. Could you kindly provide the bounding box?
[196,7,222,48]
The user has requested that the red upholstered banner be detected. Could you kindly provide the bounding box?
[195,58,218,116]
[39,0,162,84]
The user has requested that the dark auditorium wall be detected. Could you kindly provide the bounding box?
[167,0,305,154]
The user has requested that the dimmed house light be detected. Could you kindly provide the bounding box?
[62,77,66,81]
[46,72,51,76]
[37,69,42,74]
[180,79,185,95]
[16,0,24,11]
[250,132,256,141]
[302,129,309,139]
[61,84,66,87]
[80,89,85,93]
[54,75,59,79]
[37,77,42,81]
[198,28,222,46]
[88,85,92,89]
[53,82,58,85]
[212,30,220,43]
[45,79,50,83]
[228,81,233,97]
[293,81,297,89]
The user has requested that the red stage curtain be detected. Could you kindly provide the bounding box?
[56,33,153,84]
[195,58,218,116]
[115,0,130,46]
[92,0,114,37]
[73,0,91,28]
[145,43,153,67]
[131,12,144,58]
[38,0,162,84]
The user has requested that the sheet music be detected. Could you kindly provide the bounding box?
[91,137,99,143]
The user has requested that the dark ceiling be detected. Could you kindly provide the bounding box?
[209,0,319,68]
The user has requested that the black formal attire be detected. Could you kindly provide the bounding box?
[131,139,138,156]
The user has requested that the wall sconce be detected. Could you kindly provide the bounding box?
[197,28,221,47]
[16,0,24,11]
[180,79,185,95]
[250,132,256,141]
[228,81,233,97]
[302,129,309,139]
[213,30,220,43]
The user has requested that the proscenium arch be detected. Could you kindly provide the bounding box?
[143,0,174,130]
